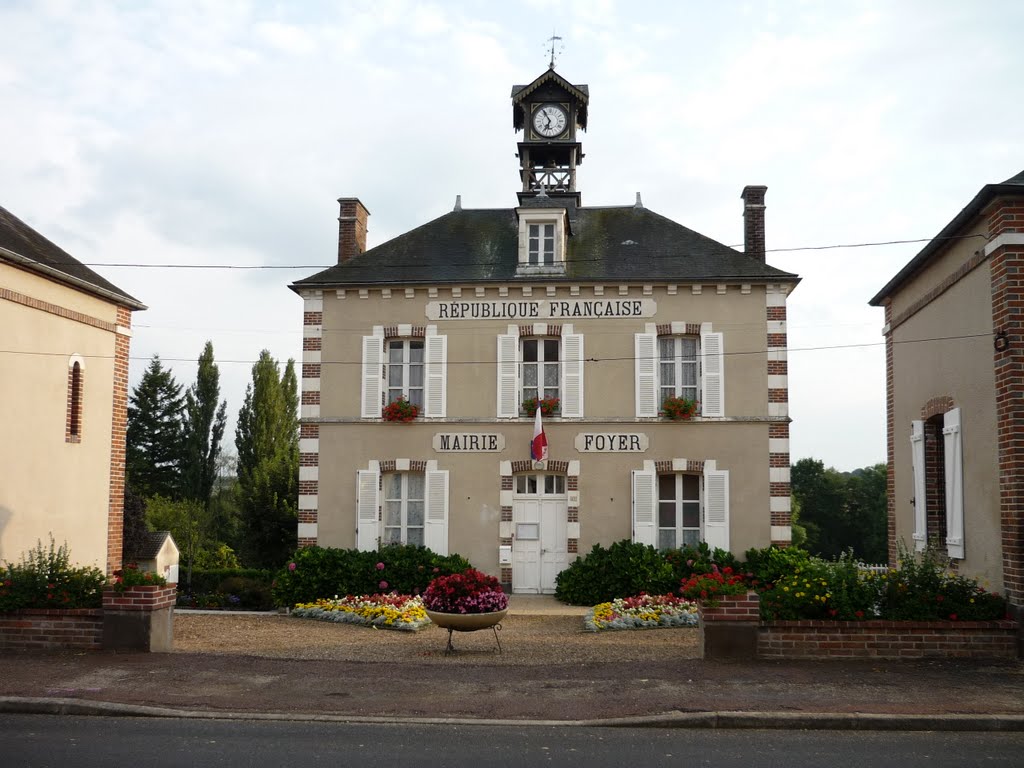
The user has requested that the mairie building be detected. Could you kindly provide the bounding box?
[290,66,800,593]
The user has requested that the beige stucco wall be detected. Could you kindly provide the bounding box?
[312,282,782,573]
[0,263,117,569]
[886,223,1002,589]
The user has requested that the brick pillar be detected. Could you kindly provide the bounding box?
[337,198,370,262]
[699,592,761,659]
[102,585,176,652]
[987,195,1024,608]
[741,185,767,262]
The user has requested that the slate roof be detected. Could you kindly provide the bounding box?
[292,204,799,290]
[0,205,145,309]
[125,531,177,561]
[870,169,1024,305]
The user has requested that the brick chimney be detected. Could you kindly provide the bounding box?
[741,185,767,262]
[337,198,370,262]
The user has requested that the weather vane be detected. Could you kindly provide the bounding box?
[546,32,564,69]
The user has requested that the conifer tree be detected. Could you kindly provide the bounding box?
[126,355,185,499]
[235,350,299,568]
[181,341,228,508]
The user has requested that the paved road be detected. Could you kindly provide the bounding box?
[3,715,1024,767]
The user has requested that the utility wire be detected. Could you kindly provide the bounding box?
[78,233,988,271]
[0,330,998,366]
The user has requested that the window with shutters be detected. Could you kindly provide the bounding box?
[635,328,724,418]
[633,463,729,551]
[658,473,701,550]
[497,329,583,418]
[362,329,446,418]
[385,339,424,410]
[383,472,425,547]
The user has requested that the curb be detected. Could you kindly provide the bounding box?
[2,697,1024,731]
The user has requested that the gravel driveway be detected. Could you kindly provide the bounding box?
[173,612,701,666]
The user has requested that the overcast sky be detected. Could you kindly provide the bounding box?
[3,0,1022,472]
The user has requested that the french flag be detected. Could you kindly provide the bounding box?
[531,407,548,462]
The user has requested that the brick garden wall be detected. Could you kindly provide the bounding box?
[0,586,177,652]
[0,609,103,651]
[699,592,1019,660]
[759,619,1018,659]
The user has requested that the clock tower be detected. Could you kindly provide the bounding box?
[511,66,589,204]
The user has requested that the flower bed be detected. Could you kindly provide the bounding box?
[292,593,430,631]
[586,593,699,632]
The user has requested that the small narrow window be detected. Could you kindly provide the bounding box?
[527,222,556,265]
[66,359,84,442]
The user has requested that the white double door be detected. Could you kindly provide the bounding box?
[512,493,568,594]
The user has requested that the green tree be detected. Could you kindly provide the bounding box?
[126,356,185,499]
[181,341,228,508]
[791,458,887,562]
[235,351,299,568]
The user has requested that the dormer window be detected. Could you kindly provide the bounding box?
[517,208,567,276]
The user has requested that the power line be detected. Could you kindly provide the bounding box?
[78,232,988,271]
[0,330,997,366]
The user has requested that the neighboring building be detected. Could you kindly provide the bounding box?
[0,206,145,573]
[124,530,180,585]
[870,170,1024,611]
[291,66,800,593]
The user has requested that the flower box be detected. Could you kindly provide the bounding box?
[661,396,698,420]
[382,397,419,422]
[521,397,559,417]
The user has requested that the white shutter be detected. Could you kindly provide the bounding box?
[703,468,730,552]
[424,469,449,556]
[356,470,380,551]
[361,335,384,418]
[561,333,584,417]
[496,334,519,417]
[423,334,447,418]
[943,408,964,559]
[910,420,927,552]
[635,333,658,417]
[631,470,656,546]
[700,331,725,417]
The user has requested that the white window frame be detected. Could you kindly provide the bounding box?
[496,326,584,418]
[658,336,699,405]
[657,473,702,551]
[385,339,424,410]
[521,337,560,405]
[527,222,556,265]
[382,472,426,548]
[634,323,724,418]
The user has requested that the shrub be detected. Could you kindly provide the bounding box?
[744,545,812,588]
[664,542,741,584]
[271,544,472,607]
[0,538,106,611]
[109,562,167,590]
[555,540,675,605]
[878,545,1008,621]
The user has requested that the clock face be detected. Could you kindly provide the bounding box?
[532,104,568,138]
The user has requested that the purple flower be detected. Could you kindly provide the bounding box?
[379,580,389,590]
[376,562,385,571]
[288,562,296,571]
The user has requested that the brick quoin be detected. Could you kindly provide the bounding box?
[303,311,323,325]
[989,221,1024,605]
[883,303,897,565]
[107,306,132,575]
[302,336,322,352]
[766,332,787,348]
